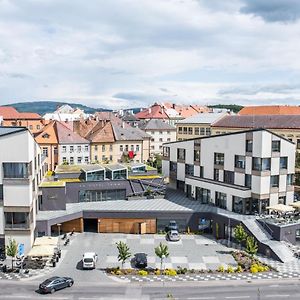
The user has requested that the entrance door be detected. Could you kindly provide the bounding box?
[83,219,98,232]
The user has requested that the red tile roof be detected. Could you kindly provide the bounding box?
[238,105,300,115]
[0,106,41,119]
[135,104,168,119]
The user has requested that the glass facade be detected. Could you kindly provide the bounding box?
[195,187,210,204]
[79,189,126,202]
[214,153,224,165]
[106,169,127,180]
[215,192,227,209]
[280,157,288,169]
[185,164,194,176]
[177,148,186,160]
[5,212,30,229]
[235,155,245,169]
[252,157,271,171]
[272,140,280,152]
[86,170,105,181]
[3,162,31,179]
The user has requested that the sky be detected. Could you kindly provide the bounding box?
[0,0,300,110]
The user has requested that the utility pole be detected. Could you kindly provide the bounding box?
[227,218,231,247]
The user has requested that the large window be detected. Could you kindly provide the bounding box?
[272,140,280,152]
[188,127,193,135]
[245,174,252,188]
[235,155,245,169]
[246,140,253,153]
[79,189,126,202]
[185,164,194,176]
[194,127,200,135]
[215,192,227,209]
[177,148,186,160]
[232,196,244,214]
[224,170,234,184]
[280,157,288,169]
[195,187,210,204]
[178,127,183,134]
[252,157,271,171]
[194,150,200,162]
[163,147,170,157]
[200,128,205,135]
[287,174,294,186]
[112,169,127,180]
[214,168,220,181]
[214,153,224,165]
[5,212,30,229]
[270,175,279,188]
[170,161,177,172]
[86,170,105,181]
[3,163,31,179]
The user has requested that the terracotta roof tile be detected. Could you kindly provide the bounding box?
[0,106,41,119]
[238,105,300,115]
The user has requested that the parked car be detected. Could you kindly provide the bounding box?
[39,276,74,294]
[134,253,148,268]
[168,220,178,231]
[82,252,98,269]
[167,230,180,242]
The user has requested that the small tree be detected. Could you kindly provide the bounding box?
[6,239,18,270]
[155,242,169,271]
[246,236,258,257]
[116,241,131,269]
[233,224,248,248]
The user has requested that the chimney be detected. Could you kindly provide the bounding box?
[148,107,152,114]
[172,103,175,109]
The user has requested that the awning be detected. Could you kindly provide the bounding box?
[266,204,295,213]
[27,245,56,257]
[34,236,58,246]
[290,201,300,209]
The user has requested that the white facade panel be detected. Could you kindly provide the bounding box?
[177,162,185,181]
[3,185,32,207]
[260,176,270,195]
[162,160,170,177]
[194,165,200,177]
[279,174,287,193]
[271,157,280,176]
[235,173,244,186]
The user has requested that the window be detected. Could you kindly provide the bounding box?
[120,145,123,152]
[62,157,67,163]
[85,157,89,163]
[214,168,219,181]
[206,128,211,135]
[224,170,234,184]
[178,127,183,134]
[278,196,286,205]
[42,147,48,157]
[200,128,205,135]
[94,145,98,151]
[163,147,170,157]
[136,145,140,152]
[177,148,186,160]
[245,174,252,188]
[62,146,67,153]
[85,145,89,152]
[131,145,134,151]
[0,184,3,200]
[159,138,163,142]
[151,145,155,150]
[159,131,163,134]
[280,157,288,169]
[246,140,253,152]
[94,155,98,161]
[195,128,200,135]
[287,174,294,186]
[183,127,187,134]
[185,164,194,176]
[77,157,82,164]
[5,212,30,229]
[70,157,74,164]
[151,131,155,135]
[252,157,271,171]
[102,145,105,152]
[109,145,113,152]
[167,131,170,134]
[36,125,40,130]
[29,125,33,130]
[77,145,82,152]
[215,192,227,209]
[102,155,106,161]
[188,127,193,135]
[195,187,210,204]
[125,145,129,152]
[109,155,113,161]
[214,153,224,165]
[3,163,30,179]
[194,150,200,162]
[270,175,279,188]
[297,139,300,149]
[170,161,177,172]
[235,155,245,169]
[167,138,171,142]
[200,166,204,178]
[232,196,244,214]
[70,146,74,153]
[79,189,126,202]
[272,140,280,152]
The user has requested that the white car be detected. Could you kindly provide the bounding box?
[167,230,181,242]
[82,252,98,270]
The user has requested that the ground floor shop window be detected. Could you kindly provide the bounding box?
[195,187,210,204]
[215,192,227,209]
[232,197,269,214]
[79,189,126,202]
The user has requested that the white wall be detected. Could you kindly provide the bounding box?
[58,143,90,165]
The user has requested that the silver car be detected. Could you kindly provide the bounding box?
[167,230,180,241]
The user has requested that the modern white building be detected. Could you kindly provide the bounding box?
[0,127,44,255]
[140,119,176,157]
[162,128,295,215]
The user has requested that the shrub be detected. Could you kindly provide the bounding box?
[227,266,235,273]
[217,265,225,273]
[257,265,265,272]
[138,270,148,276]
[236,265,243,273]
[163,269,177,276]
[250,266,258,273]
[154,269,161,275]
[115,270,123,275]
[264,266,269,272]
[177,267,187,274]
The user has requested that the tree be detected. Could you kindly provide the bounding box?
[246,236,258,257]
[116,241,131,269]
[233,224,248,248]
[6,239,18,270]
[155,242,169,271]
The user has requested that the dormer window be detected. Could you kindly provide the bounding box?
[42,133,50,139]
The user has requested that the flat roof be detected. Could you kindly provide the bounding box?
[104,164,127,171]
[55,165,82,173]
[81,164,105,173]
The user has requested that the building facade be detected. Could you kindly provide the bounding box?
[0,127,44,255]
[162,129,295,215]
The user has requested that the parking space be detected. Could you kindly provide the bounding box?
[47,232,237,283]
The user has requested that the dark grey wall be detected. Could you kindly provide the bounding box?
[41,187,67,211]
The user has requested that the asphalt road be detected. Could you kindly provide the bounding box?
[1,278,300,300]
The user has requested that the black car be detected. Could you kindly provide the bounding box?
[134,253,147,268]
[168,220,178,231]
[39,276,74,294]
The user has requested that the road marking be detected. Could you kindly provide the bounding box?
[269,285,279,287]
[187,297,216,300]
[265,295,289,298]
[225,297,250,299]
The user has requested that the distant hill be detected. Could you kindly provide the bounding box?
[3,101,111,115]
[208,104,243,113]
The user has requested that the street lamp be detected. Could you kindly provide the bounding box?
[57,223,62,251]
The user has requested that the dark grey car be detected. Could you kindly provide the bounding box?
[39,276,74,294]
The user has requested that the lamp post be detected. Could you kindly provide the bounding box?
[57,223,61,251]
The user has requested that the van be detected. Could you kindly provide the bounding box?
[82,252,98,270]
